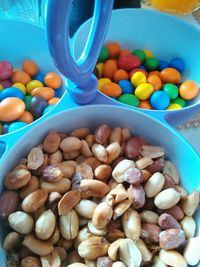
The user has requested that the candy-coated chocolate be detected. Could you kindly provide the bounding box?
[114,69,128,83]
[106,42,121,58]
[18,110,34,124]
[98,46,109,62]
[129,68,148,79]
[139,100,153,109]
[118,80,134,94]
[31,87,55,100]
[160,68,181,84]
[8,122,28,133]
[24,95,32,111]
[22,60,39,77]
[101,82,122,97]
[179,80,199,100]
[158,60,168,71]
[171,97,186,107]
[144,57,159,71]
[0,85,3,91]
[132,49,146,63]
[147,75,162,91]
[30,96,47,119]
[0,87,24,101]
[34,72,45,83]
[143,49,153,58]
[98,78,112,91]
[135,83,154,100]
[117,94,140,107]
[103,59,118,80]
[26,80,43,94]
[150,91,170,110]
[167,103,182,110]
[131,71,147,87]
[0,61,13,80]
[44,72,62,89]
[169,57,185,73]
[0,97,25,122]
[11,70,31,85]
[163,83,179,99]
[118,55,141,72]
[12,83,26,94]
[119,49,131,57]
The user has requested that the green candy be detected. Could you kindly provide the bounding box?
[117,94,140,107]
[163,83,179,100]
[171,97,186,107]
[24,95,32,111]
[132,49,146,63]
[98,46,109,62]
[144,57,159,71]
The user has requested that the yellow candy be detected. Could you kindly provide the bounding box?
[96,63,104,78]
[26,80,43,94]
[166,103,182,110]
[0,84,3,91]
[135,83,154,100]
[131,71,146,87]
[98,78,112,91]
[12,82,26,94]
[144,49,154,58]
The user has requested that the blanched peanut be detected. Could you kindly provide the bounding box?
[60,136,82,153]
[159,249,187,267]
[27,147,44,170]
[152,256,167,267]
[19,176,39,199]
[8,211,34,234]
[136,238,152,264]
[48,226,60,245]
[181,190,199,216]
[140,210,159,225]
[135,157,153,169]
[183,237,200,266]
[112,159,135,183]
[106,142,121,164]
[88,220,107,236]
[94,164,112,182]
[109,127,122,144]
[75,199,97,219]
[112,262,126,267]
[122,208,141,241]
[95,124,111,144]
[158,213,181,229]
[35,209,56,240]
[59,209,79,240]
[80,179,109,198]
[67,264,86,267]
[3,232,21,251]
[85,259,97,267]
[40,178,71,193]
[92,202,113,229]
[58,190,81,215]
[40,248,61,267]
[154,188,180,209]
[144,172,165,198]
[140,145,164,159]
[113,199,132,220]
[180,216,196,238]
[108,239,124,261]
[21,256,41,267]
[92,143,108,163]
[163,160,179,183]
[22,189,48,213]
[159,229,185,249]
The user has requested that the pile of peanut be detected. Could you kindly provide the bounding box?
[0,124,199,267]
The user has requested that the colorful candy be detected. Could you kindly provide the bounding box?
[30,96,47,119]
[179,80,199,100]
[22,60,39,77]
[44,72,62,89]
[131,71,146,87]
[150,91,170,110]
[118,55,141,71]
[117,94,139,107]
[135,83,154,100]
[101,82,122,97]
[0,61,13,80]
[0,98,25,122]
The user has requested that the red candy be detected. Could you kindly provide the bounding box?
[0,61,13,80]
[118,55,141,72]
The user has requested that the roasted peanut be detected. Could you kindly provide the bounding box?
[40,178,71,193]
[27,147,44,171]
[81,140,93,158]
[88,220,107,236]
[175,185,188,199]
[8,211,34,234]
[40,248,61,267]
[113,199,132,220]
[108,239,124,261]
[49,150,63,165]
[112,262,126,267]
[56,246,67,261]
[85,134,95,148]
[58,190,81,215]
[183,237,200,266]
[21,256,41,267]
[59,209,79,240]
[63,150,80,160]
[84,157,101,169]
[41,165,63,182]
[94,164,112,182]
[135,157,153,169]
[124,167,143,185]
[22,189,48,213]
[74,227,93,249]
[0,191,19,220]
[141,223,161,243]
[70,128,90,139]
[4,167,31,190]
[141,145,164,159]
[57,161,75,179]
[121,128,131,142]
[92,143,108,163]
[106,142,121,164]
[95,124,111,144]
[112,159,135,183]
[180,216,196,238]
[140,210,159,225]
[97,256,113,267]
[35,209,56,240]
[92,202,113,229]
[60,136,82,153]
[136,238,152,264]
[122,208,141,241]
[19,176,39,199]
[75,199,97,219]
[154,188,180,209]
[163,160,179,183]
[3,232,21,252]
[164,205,184,221]
[159,249,187,267]
[159,229,185,249]
[48,226,60,245]
[125,137,143,159]
[84,259,96,267]
[80,179,109,198]
[43,131,61,153]
[181,190,199,216]
[67,264,86,267]
[76,162,93,179]
[152,256,167,267]
[144,172,165,198]
[109,127,122,144]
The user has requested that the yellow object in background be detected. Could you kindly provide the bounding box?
[148,0,200,15]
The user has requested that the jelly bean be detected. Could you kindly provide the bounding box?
[0,80,12,88]
[98,46,109,62]
[118,80,134,94]
[96,63,104,78]
[139,100,153,109]
[117,94,140,107]
[11,70,31,85]
[147,75,162,91]
[48,97,60,105]
[0,61,13,80]
[0,87,24,101]
[101,82,122,97]
[160,68,181,84]
[106,42,121,58]
[12,83,26,94]
[171,97,186,108]
[131,71,147,87]
[167,103,182,110]
[22,60,39,77]
[132,49,146,63]
[144,57,159,71]
[0,97,25,122]
[0,85,3,91]
[179,80,199,100]
[44,72,62,89]
[118,55,141,72]
[30,96,47,119]
[135,83,154,100]
[158,60,169,71]
[2,124,10,134]
[24,95,32,111]
[143,49,153,58]
[169,57,185,73]
[43,104,55,115]
[119,49,131,57]
[34,72,45,83]
[150,91,170,110]
[114,69,129,83]
[103,59,118,80]
[8,122,28,133]
[26,80,43,94]
[129,68,148,79]
[163,83,179,99]
[18,110,34,124]
[31,87,55,100]
[98,78,112,91]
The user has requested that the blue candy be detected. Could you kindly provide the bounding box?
[0,87,25,101]
[8,122,28,133]
[34,72,45,83]
[43,104,55,115]
[158,60,168,71]
[139,65,146,71]
[2,124,10,134]
[150,91,170,110]
[169,57,185,73]
[118,80,134,94]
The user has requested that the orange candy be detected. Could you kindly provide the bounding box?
[0,97,25,122]
[179,80,199,100]
[22,60,39,77]
[148,70,160,77]
[106,42,121,58]
[119,49,132,57]
[11,70,31,85]
[147,75,162,91]
[139,100,153,109]
[160,68,181,84]
[103,59,118,80]
[114,69,128,83]
[18,111,34,124]
[101,82,122,97]
[44,72,62,89]
[48,97,60,105]
[31,87,55,100]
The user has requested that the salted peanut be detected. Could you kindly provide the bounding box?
[0,191,19,220]
[22,189,48,213]
[58,190,81,215]
[121,128,131,142]
[152,256,167,267]
[154,188,180,209]
[112,159,135,183]
[33,206,47,221]
[108,239,124,261]
[181,190,199,216]
[124,167,143,185]
[159,229,185,249]
[140,210,159,225]
[125,137,144,159]
[55,246,67,261]
[60,136,82,153]
[40,248,61,267]
[108,179,118,190]
[97,256,113,267]
[122,208,141,241]
[92,143,108,163]
[180,216,196,238]
[78,236,109,260]
[107,229,125,242]
[27,147,44,170]
[119,238,142,267]
[66,160,77,168]
[35,209,56,240]
[43,131,61,153]
[81,140,93,158]
[136,238,152,264]
[141,223,161,243]
[76,163,93,179]
[164,205,184,221]
[140,145,164,159]
[158,213,181,229]
[175,185,188,199]
[41,165,63,183]
[67,264,86,267]
[128,185,145,209]
[56,161,75,179]
[109,184,128,204]
[48,192,61,206]
[113,199,132,220]
[95,124,111,144]
[159,249,187,267]
[77,155,86,164]
[184,237,200,266]
[112,262,126,267]
[4,167,31,190]
[74,227,93,249]
[88,220,107,236]
[95,164,112,182]
[48,226,60,245]
[85,259,96,267]
[109,127,122,144]
[85,134,95,148]
[70,127,90,139]
[163,160,179,183]
[19,176,39,199]
[63,150,80,160]
[146,158,165,174]
[21,256,41,267]
[23,234,53,256]
[92,202,113,229]
[75,199,97,219]
[106,142,121,164]
[40,178,71,193]
[144,172,165,198]
[49,150,63,165]
[3,232,21,251]
[59,209,79,240]
[135,157,154,170]
[84,157,101,170]
[8,211,34,234]
[80,179,109,198]
[141,169,152,182]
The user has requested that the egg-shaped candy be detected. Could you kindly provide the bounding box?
[18,111,34,124]
[150,91,170,110]
[160,68,181,84]
[179,80,199,100]
[117,94,140,107]
[26,80,43,94]
[0,61,13,80]
[30,96,47,119]
[22,60,39,77]
[0,87,24,101]
[31,87,55,100]
[131,71,147,87]
[118,55,141,72]
[44,72,62,89]
[135,83,154,100]
[0,97,25,122]
[11,70,31,85]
